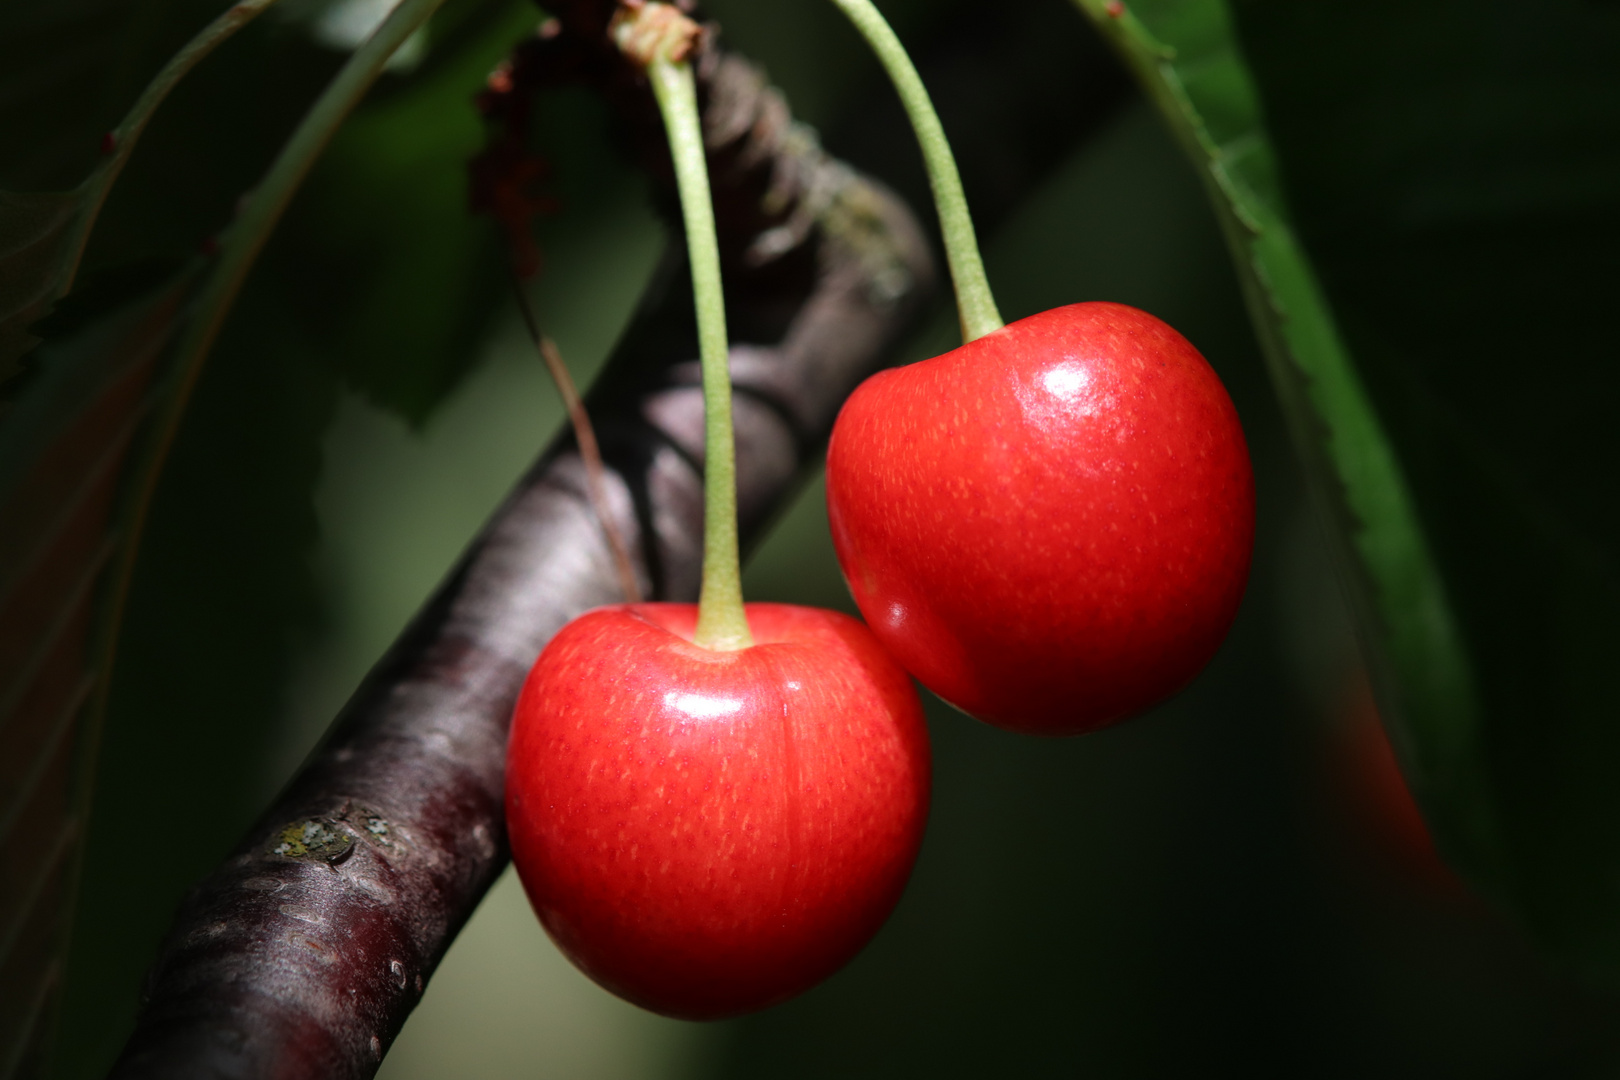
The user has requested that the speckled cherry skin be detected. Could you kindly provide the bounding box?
[825,302,1254,736]
[505,602,930,1020]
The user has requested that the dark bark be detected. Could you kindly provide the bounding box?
[106,26,934,1080]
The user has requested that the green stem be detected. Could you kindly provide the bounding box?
[827,0,1002,342]
[61,0,283,296]
[645,49,753,650]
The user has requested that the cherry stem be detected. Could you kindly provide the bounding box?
[614,2,753,650]
[826,0,1002,342]
[506,268,643,603]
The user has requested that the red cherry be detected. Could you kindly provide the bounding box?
[825,302,1254,736]
[505,602,930,1019]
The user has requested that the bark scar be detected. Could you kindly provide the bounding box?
[267,804,396,865]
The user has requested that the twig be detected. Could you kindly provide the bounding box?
[506,267,642,602]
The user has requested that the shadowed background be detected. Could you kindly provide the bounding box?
[21,0,1619,1075]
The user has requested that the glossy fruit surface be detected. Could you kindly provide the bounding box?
[825,301,1254,736]
[505,602,930,1019]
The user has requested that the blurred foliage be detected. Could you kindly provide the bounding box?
[1230,0,1620,976]
[0,0,1613,1075]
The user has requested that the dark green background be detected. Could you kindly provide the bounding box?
[8,0,1615,1074]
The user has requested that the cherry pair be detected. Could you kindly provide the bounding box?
[504,0,1252,1020]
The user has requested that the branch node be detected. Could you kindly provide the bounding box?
[609,1,700,68]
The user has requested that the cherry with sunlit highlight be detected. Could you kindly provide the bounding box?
[505,603,930,1019]
[826,301,1254,735]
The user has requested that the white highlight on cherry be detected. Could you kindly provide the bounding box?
[665,691,745,719]
[1042,362,1091,400]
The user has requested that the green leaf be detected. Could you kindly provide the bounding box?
[276,0,540,423]
[0,269,195,1075]
[1075,0,1620,974]
[0,1,462,1067]
[1069,1,1505,898]
[48,275,344,1080]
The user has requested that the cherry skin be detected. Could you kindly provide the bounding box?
[505,602,930,1019]
[825,301,1254,736]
